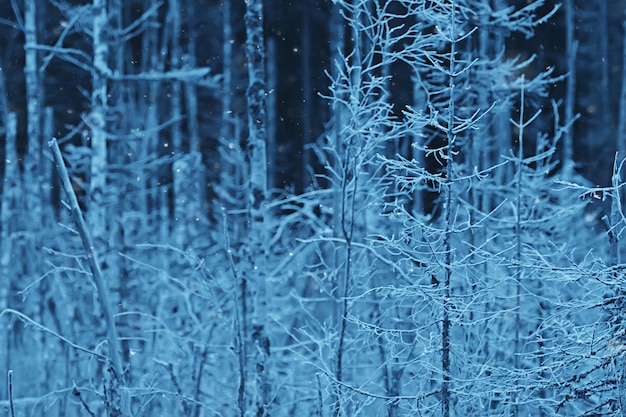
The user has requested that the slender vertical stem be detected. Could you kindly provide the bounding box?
[8,370,14,417]
[598,0,610,154]
[328,3,345,414]
[168,0,183,152]
[617,8,626,155]
[563,0,577,175]
[221,0,232,140]
[266,37,277,190]
[441,3,457,416]
[334,6,363,416]
[514,76,526,417]
[1,114,17,391]
[184,0,199,153]
[49,138,127,415]
[223,211,246,417]
[301,10,313,189]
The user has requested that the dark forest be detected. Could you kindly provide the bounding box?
[1,1,626,416]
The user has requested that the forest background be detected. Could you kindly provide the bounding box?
[1,0,626,416]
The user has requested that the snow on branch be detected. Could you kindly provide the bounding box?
[111,67,220,87]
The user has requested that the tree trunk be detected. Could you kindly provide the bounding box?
[89,0,110,243]
[328,3,346,415]
[88,1,129,415]
[221,0,233,146]
[617,7,626,156]
[184,57,200,153]
[0,113,18,396]
[169,0,183,153]
[244,1,271,416]
[24,0,41,195]
[267,36,277,191]
[301,11,313,190]
[598,0,611,155]
[440,4,459,415]
[563,0,577,176]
